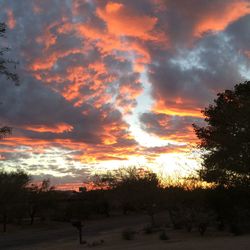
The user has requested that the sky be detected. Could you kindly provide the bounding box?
[0,0,250,186]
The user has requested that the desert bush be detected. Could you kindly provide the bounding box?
[143,224,163,234]
[168,209,184,230]
[122,228,136,240]
[159,230,169,240]
[143,224,153,234]
[230,223,242,236]
[198,222,208,236]
[184,220,193,232]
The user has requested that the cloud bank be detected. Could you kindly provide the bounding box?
[0,0,249,183]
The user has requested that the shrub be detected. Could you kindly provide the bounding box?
[159,230,169,240]
[198,222,208,236]
[184,220,193,232]
[230,224,243,236]
[143,224,153,234]
[122,228,135,240]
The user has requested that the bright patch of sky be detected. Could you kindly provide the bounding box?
[170,47,206,71]
[155,152,201,178]
[239,64,250,79]
[125,71,177,147]
[0,146,88,177]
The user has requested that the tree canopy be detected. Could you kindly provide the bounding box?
[193,81,250,187]
[0,171,30,231]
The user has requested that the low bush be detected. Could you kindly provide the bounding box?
[230,224,243,236]
[122,228,136,240]
[143,224,153,234]
[159,230,169,240]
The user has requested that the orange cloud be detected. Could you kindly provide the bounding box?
[55,182,103,192]
[23,123,73,133]
[244,50,250,58]
[140,111,199,146]
[97,2,158,40]
[35,22,58,50]
[153,98,203,118]
[6,9,16,29]
[194,1,250,37]
[32,4,43,14]
[75,22,153,74]
[30,47,82,71]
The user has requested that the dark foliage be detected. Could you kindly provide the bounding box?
[193,81,250,187]
[159,230,169,240]
[0,126,12,139]
[0,22,19,138]
[0,22,19,84]
[0,171,30,232]
[94,167,161,225]
[1,168,250,238]
[26,179,55,225]
[122,228,136,240]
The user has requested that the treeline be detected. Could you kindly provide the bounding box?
[1,167,250,236]
[0,172,57,232]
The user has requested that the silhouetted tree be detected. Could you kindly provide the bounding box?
[96,167,161,225]
[27,179,54,225]
[0,22,18,138]
[193,81,250,187]
[0,171,30,232]
[0,126,12,139]
[0,23,19,139]
[0,22,18,83]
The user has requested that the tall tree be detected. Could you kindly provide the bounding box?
[0,22,18,138]
[0,171,30,232]
[27,179,54,225]
[193,81,250,187]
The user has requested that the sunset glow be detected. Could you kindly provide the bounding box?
[1,0,250,188]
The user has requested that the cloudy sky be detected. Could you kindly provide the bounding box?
[0,0,250,185]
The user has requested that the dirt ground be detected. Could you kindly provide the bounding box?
[27,230,250,250]
[1,213,250,250]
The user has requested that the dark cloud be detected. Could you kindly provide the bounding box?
[147,31,247,116]
[226,15,250,58]
[140,112,203,139]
